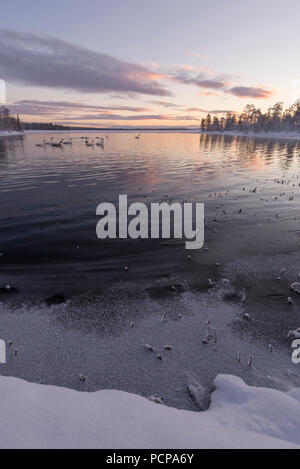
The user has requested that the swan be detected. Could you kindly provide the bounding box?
[52,141,64,148]
[51,138,64,148]
[35,140,46,147]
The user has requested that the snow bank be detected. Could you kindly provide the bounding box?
[0,131,23,138]
[0,374,299,449]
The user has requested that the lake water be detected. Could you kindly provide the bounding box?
[0,131,299,300]
[0,131,299,407]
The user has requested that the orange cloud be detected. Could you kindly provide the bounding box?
[148,72,167,81]
[179,64,199,72]
[197,91,222,97]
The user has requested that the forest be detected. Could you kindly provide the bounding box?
[0,106,22,131]
[0,106,70,132]
[201,101,300,134]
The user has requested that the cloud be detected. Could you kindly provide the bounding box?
[58,114,198,121]
[228,86,274,99]
[149,100,183,108]
[57,122,201,129]
[10,99,236,121]
[0,29,170,96]
[170,70,231,90]
[179,64,199,72]
[9,100,150,116]
[168,69,274,100]
[197,91,221,97]
[184,107,206,112]
[168,69,238,91]
[186,108,236,114]
[195,79,230,90]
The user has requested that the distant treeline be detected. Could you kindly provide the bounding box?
[0,106,71,132]
[0,106,22,131]
[3,101,300,135]
[201,101,300,133]
[22,122,71,131]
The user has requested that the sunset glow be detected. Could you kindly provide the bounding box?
[0,0,298,128]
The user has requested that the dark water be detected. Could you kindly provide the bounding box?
[0,131,299,301]
[0,131,300,408]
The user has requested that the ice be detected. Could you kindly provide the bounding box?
[290,283,300,294]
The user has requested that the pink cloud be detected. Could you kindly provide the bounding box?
[228,86,275,99]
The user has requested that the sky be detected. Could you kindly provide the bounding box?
[1,0,300,128]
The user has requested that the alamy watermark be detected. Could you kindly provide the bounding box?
[96,195,204,250]
[0,79,6,104]
[0,340,6,364]
[292,339,300,365]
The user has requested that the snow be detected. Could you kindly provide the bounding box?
[288,328,300,339]
[0,131,23,137]
[0,374,299,449]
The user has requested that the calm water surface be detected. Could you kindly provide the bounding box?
[0,132,299,300]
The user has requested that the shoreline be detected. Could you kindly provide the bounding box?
[2,129,300,139]
[0,130,24,137]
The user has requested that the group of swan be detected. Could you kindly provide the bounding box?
[35,133,141,149]
[36,138,72,148]
[85,137,105,148]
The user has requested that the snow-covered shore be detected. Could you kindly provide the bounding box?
[0,374,299,449]
[0,130,24,137]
